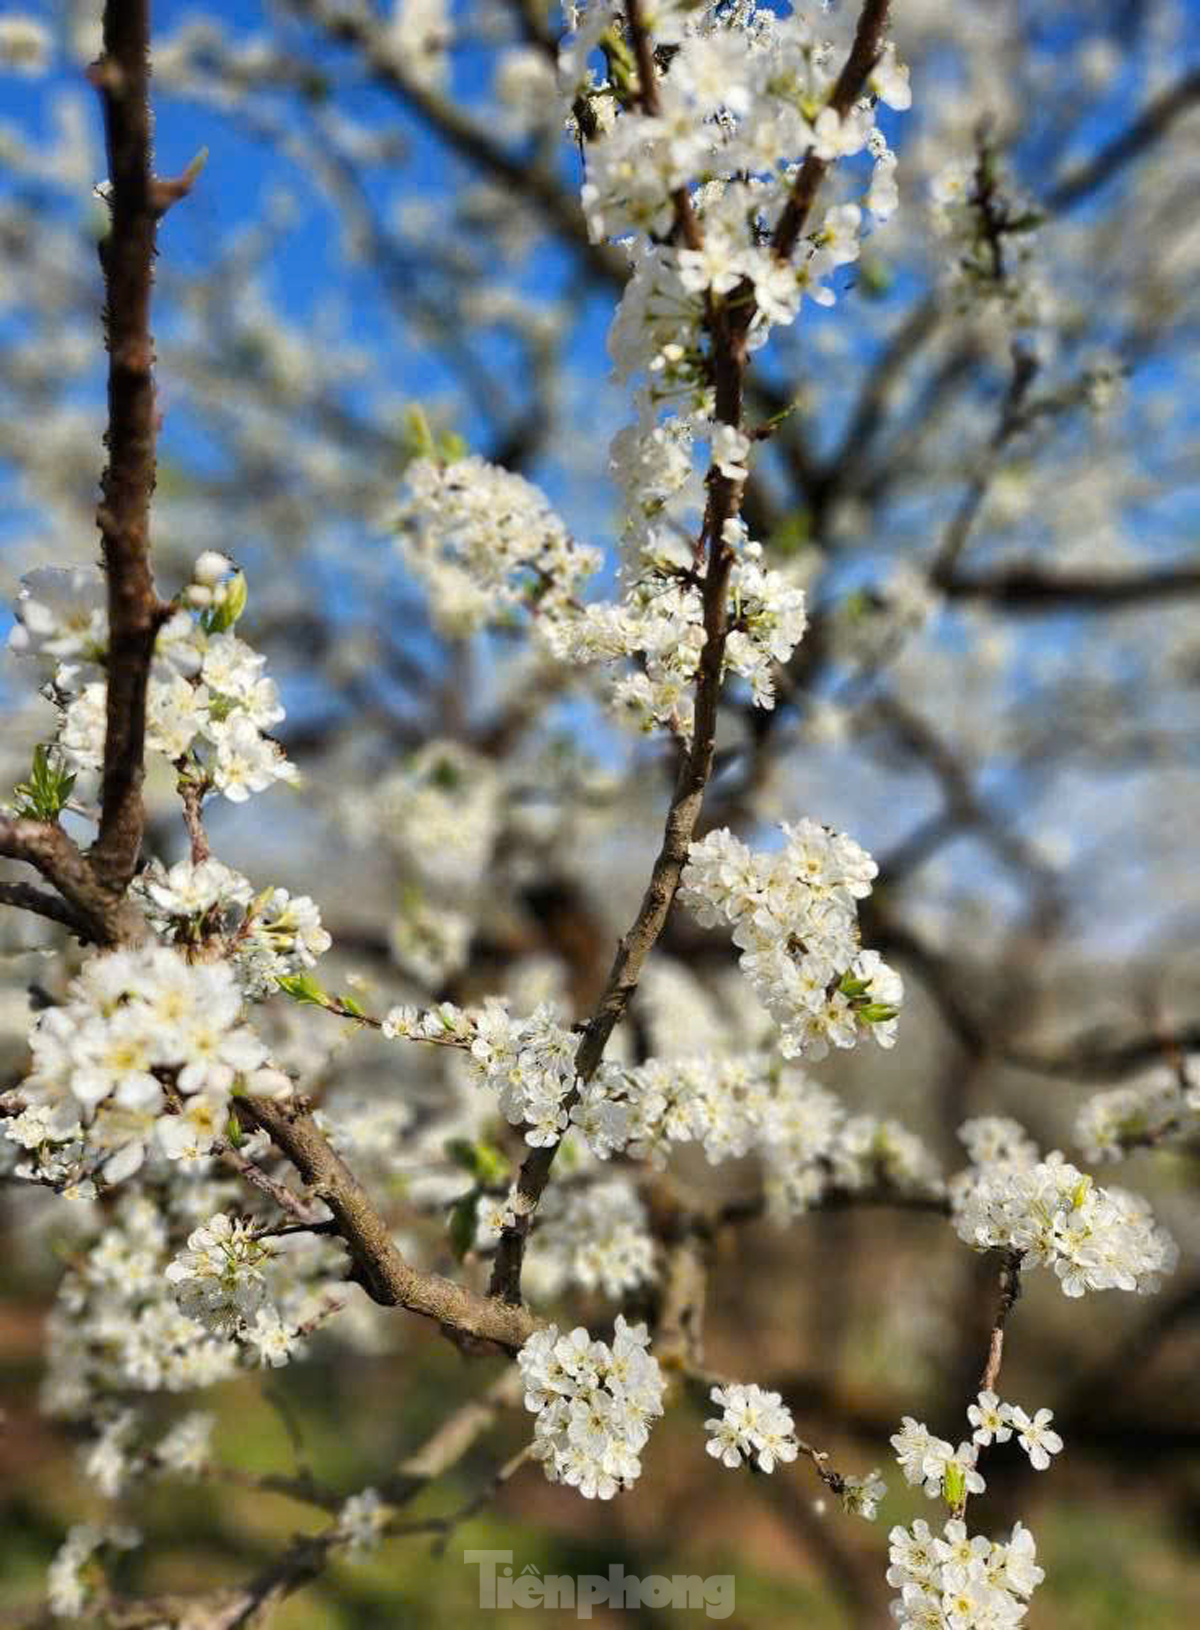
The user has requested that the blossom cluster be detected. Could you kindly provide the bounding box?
[481,1176,657,1301]
[950,1139,1177,1298]
[384,997,939,1217]
[678,822,903,1059]
[385,998,590,1147]
[929,150,1048,328]
[133,855,331,998]
[705,1382,799,1474]
[46,1522,141,1620]
[518,1317,666,1499]
[551,3,908,732]
[6,945,287,1190]
[385,6,911,742]
[887,1516,1044,1630]
[887,1381,1061,1624]
[33,1190,344,1463]
[164,1212,301,1363]
[395,453,601,639]
[1074,1066,1199,1163]
[8,556,296,805]
[340,739,501,986]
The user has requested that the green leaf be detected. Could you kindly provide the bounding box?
[444,1138,510,1183]
[839,974,873,998]
[226,1112,244,1149]
[12,744,76,820]
[336,993,367,1019]
[276,972,332,1007]
[437,429,468,464]
[447,1192,478,1262]
[401,404,435,461]
[858,1003,900,1025]
[205,571,248,632]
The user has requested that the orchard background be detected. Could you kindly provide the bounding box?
[1,2,1198,1625]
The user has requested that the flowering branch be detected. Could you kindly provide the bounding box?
[771,0,892,260]
[487,0,899,1311]
[244,1093,540,1351]
[979,1248,1024,1396]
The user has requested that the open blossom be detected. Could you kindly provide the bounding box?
[951,1152,1177,1297]
[7,947,273,1189]
[10,556,296,806]
[679,822,901,1060]
[1009,1406,1063,1471]
[518,1318,666,1500]
[705,1382,799,1474]
[164,1213,275,1336]
[396,453,600,639]
[967,1390,1013,1447]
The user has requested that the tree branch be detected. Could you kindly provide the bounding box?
[88,0,172,896]
[1046,67,1200,212]
[771,0,892,261]
[244,1094,539,1351]
[0,815,144,945]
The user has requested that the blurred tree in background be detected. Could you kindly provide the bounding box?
[1,2,1198,1625]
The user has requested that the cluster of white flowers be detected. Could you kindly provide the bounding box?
[46,1522,140,1620]
[392,998,586,1146]
[679,822,903,1059]
[888,1382,1059,1624]
[40,1194,241,1414]
[384,998,939,1214]
[6,945,285,1189]
[341,739,500,985]
[967,1391,1064,1470]
[336,1487,389,1553]
[165,1213,282,1336]
[133,856,331,998]
[1074,1066,1199,1163]
[891,1416,986,1506]
[929,150,1048,328]
[555,4,907,733]
[38,1192,342,1427]
[518,1317,666,1500]
[8,557,297,804]
[886,1516,1044,1629]
[385,7,910,743]
[395,453,601,639]
[950,1135,1177,1298]
[705,1381,799,1474]
[495,1176,656,1300]
[154,1411,216,1477]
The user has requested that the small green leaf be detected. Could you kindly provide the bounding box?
[447,1192,478,1262]
[437,430,468,464]
[336,993,366,1018]
[226,1112,244,1149]
[276,972,332,1007]
[858,1003,900,1025]
[205,571,248,632]
[839,975,873,998]
[401,404,435,461]
[444,1138,510,1183]
[12,743,77,820]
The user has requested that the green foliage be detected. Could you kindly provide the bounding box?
[12,745,75,821]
